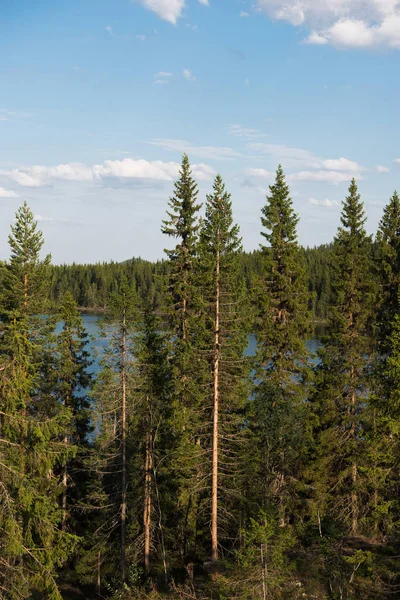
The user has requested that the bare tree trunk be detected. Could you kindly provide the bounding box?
[121,309,127,582]
[62,436,68,530]
[144,400,152,575]
[211,246,220,562]
[350,367,358,536]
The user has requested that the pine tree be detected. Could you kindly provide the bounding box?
[132,303,173,579]
[83,280,137,589]
[252,165,311,527]
[161,154,206,565]
[55,292,93,530]
[376,191,400,350]
[0,203,77,599]
[197,175,249,562]
[312,179,375,536]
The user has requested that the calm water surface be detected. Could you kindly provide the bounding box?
[78,314,323,376]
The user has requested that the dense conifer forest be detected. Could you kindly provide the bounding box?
[1,157,399,600]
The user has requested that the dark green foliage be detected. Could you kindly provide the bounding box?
[311,180,375,538]
[3,170,400,600]
[252,165,312,527]
[0,204,78,599]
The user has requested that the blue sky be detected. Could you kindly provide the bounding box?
[1,0,400,263]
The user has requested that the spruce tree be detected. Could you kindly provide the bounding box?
[376,191,400,350]
[54,292,93,530]
[82,281,137,590]
[197,175,249,562]
[131,303,173,579]
[161,154,206,565]
[0,203,77,599]
[252,165,311,527]
[312,179,375,536]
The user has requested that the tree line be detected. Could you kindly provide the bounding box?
[47,241,334,321]
[0,156,399,600]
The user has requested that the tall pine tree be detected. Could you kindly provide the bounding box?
[0,203,77,599]
[312,179,375,536]
[252,165,311,527]
[197,175,249,562]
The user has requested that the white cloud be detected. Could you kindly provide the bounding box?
[376,164,389,173]
[137,0,185,24]
[309,197,340,207]
[255,0,400,49]
[250,143,364,182]
[150,138,241,160]
[250,142,321,169]
[244,168,273,179]
[228,124,264,139]
[105,25,113,35]
[183,68,196,83]
[291,170,356,184]
[1,158,216,187]
[305,31,328,45]
[154,71,173,84]
[0,186,19,198]
[394,158,400,166]
[198,0,209,5]
[240,11,250,17]
[136,34,147,41]
[322,157,362,172]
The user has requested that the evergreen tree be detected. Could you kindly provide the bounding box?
[376,191,400,350]
[82,281,137,590]
[161,154,206,565]
[197,175,249,562]
[252,165,311,527]
[131,303,173,579]
[0,204,77,599]
[312,179,375,536]
[54,292,93,530]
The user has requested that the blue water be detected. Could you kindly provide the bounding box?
[77,314,322,375]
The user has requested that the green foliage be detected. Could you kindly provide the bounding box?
[252,165,312,525]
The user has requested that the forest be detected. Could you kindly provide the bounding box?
[0,155,399,600]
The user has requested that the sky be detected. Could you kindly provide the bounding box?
[1,0,400,264]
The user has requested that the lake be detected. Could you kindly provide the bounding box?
[78,314,323,376]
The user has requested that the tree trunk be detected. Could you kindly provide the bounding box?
[62,437,67,530]
[144,400,152,575]
[121,309,127,582]
[350,369,358,536]
[211,245,220,562]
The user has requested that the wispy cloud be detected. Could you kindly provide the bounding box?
[136,34,147,41]
[249,142,364,183]
[0,186,19,198]
[240,11,250,17]
[198,0,209,5]
[244,168,273,179]
[376,164,389,173]
[228,124,264,139]
[150,138,242,160]
[291,170,358,184]
[154,71,173,85]
[183,68,196,83]
[105,25,113,35]
[309,197,340,207]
